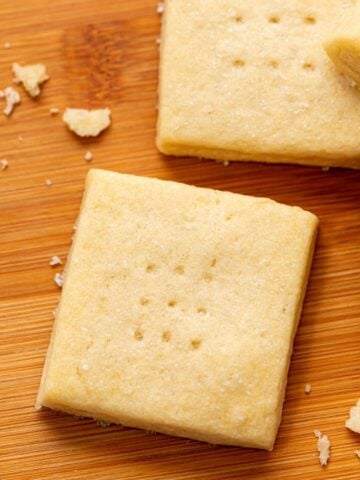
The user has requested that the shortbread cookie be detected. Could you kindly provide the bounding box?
[157,0,360,169]
[37,169,318,450]
[324,2,360,89]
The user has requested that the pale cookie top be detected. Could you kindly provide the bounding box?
[37,169,318,450]
[157,0,360,168]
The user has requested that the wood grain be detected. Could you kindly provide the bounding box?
[0,1,359,479]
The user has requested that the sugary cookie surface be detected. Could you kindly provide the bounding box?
[157,0,360,168]
[37,169,318,450]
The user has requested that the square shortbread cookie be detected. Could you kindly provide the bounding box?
[157,0,360,169]
[324,2,360,89]
[37,169,318,450]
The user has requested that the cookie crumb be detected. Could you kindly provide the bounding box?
[45,179,53,187]
[157,2,164,14]
[97,420,111,428]
[63,108,111,137]
[4,42,11,49]
[54,272,64,288]
[305,383,312,394]
[0,159,8,171]
[84,151,93,162]
[3,87,20,116]
[314,430,331,466]
[49,256,62,267]
[13,63,49,97]
[346,399,360,433]
[355,450,360,459]
[223,161,230,167]
[49,107,60,115]
[17,135,23,142]
[322,166,330,172]
[156,37,161,45]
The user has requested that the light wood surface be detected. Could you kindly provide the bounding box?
[1,1,360,479]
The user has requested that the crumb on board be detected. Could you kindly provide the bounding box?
[17,135,23,142]
[63,108,111,137]
[305,383,312,394]
[346,399,360,434]
[314,430,331,466]
[45,179,53,187]
[96,420,111,428]
[49,107,60,115]
[223,161,230,167]
[13,63,49,97]
[54,272,64,288]
[0,159,9,171]
[84,151,93,162]
[322,166,330,172]
[157,2,164,14]
[4,42,11,49]
[156,37,161,45]
[73,217,79,231]
[355,450,360,459]
[49,256,62,267]
[2,87,21,116]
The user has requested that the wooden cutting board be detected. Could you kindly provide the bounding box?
[1,1,359,479]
